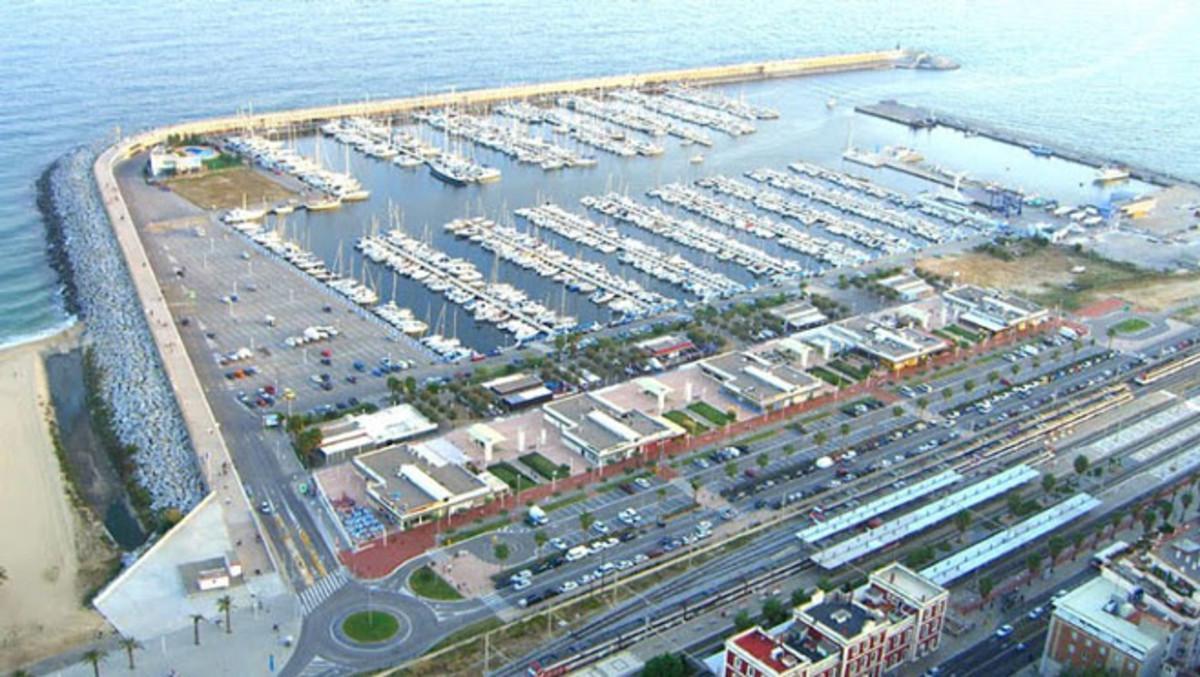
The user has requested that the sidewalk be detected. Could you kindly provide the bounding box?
[42,595,301,677]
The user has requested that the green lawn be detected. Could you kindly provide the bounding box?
[1112,318,1151,335]
[943,324,983,343]
[664,410,708,435]
[342,610,400,643]
[736,429,779,446]
[487,462,537,491]
[687,401,734,426]
[519,452,569,480]
[810,366,851,387]
[410,566,463,601]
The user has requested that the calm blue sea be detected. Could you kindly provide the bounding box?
[1,0,1197,347]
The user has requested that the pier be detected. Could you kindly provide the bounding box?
[515,203,743,300]
[444,216,673,319]
[581,192,803,281]
[855,100,1186,188]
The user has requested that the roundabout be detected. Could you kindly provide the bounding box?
[341,610,400,643]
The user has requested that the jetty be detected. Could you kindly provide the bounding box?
[855,99,1185,188]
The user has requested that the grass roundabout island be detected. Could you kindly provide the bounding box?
[341,610,400,643]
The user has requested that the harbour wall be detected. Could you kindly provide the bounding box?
[118,49,906,156]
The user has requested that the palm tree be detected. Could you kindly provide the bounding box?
[217,595,233,634]
[191,613,204,645]
[689,478,701,504]
[118,636,142,671]
[81,648,107,677]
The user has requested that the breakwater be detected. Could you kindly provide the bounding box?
[118,50,907,157]
[46,149,202,513]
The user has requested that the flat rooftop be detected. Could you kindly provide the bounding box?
[870,562,945,604]
[701,351,820,401]
[544,391,675,454]
[319,403,437,458]
[1055,576,1170,660]
[355,442,488,513]
[804,598,872,641]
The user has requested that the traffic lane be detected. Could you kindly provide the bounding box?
[497,509,724,603]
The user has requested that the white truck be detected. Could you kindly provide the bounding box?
[526,505,549,527]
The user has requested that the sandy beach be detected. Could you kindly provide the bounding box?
[0,328,116,671]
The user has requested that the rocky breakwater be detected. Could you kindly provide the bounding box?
[44,147,202,514]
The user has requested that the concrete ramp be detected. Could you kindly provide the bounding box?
[94,494,286,640]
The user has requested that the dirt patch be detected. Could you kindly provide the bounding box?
[166,167,294,211]
[0,335,118,671]
[434,549,502,597]
[919,245,1200,313]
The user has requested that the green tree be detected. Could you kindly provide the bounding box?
[533,530,548,556]
[987,370,1000,387]
[1074,455,1090,477]
[916,396,929,413]
[839,422,851,439]
[689,478,702,503]
[953,510,972,538]
[783,443,796,456]
[81,649,107,677]
[963,379,976,394]
[978,575,995,601]
[1142,509,1157,535]
[494,542,510,562]
[941,387,952,402]
[892,405,903,418]
[791,587,811,607]
[1026,553,1043,579]
[733,610,755,632]
[118,636,142,671]
[762,596,790,626]
[1042,473,1057,494]
[1011,363,1021,376]
[757,452,769,470]
[217,595,233,634]
[580,511,595,537]
[641,652,688,677]
[1048,535,1066,566]
[725,461,738,480]
[814,431,828,447]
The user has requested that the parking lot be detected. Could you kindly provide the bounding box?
[122,178,437,422]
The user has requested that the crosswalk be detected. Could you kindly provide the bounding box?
[299,567,349,616]
[296,656,351,677]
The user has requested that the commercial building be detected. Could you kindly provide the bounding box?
[769,300,830,331]
[1040,575,1172,677]
[352,439,501,529]
[542,389,684,466]
[816,315,948,372]
[876,272,935,301]
[721,563,947,677]
[483,372,554,410]
[317,403,438,464]
[699,349,823,412]
[148,146,206,176]
[943,285,1048,334]
[636,334,700,370]
[1042,525,1200,676]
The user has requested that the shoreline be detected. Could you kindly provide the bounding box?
[0,324,117,672]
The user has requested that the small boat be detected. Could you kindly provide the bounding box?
[690,154,704,165]
[826,97,837,109]
[1093,165,1130,184]
[1028,144,1054,157]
